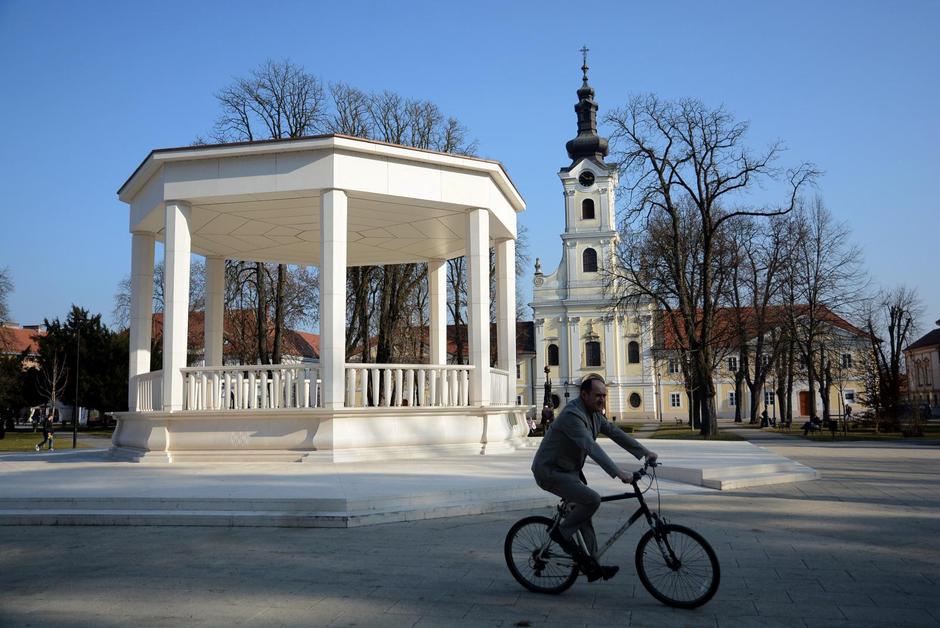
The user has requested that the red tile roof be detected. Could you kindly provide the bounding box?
[0,324,44,355]
[658,305,870,350]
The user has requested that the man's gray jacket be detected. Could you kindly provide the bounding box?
[531,397,650,482]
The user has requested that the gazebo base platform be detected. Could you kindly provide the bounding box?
[110,406,530,463]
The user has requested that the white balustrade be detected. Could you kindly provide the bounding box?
[134,371,163,411]
[490,368,511,405]
[343,363,475,408]
[181,364,321,411]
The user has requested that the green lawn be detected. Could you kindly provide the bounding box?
[650,425,744,441]
[0,430,102,452]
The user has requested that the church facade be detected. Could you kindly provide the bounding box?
[526,57,871,423]
[529,56,658,419]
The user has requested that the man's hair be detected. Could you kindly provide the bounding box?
[579,375,606,394]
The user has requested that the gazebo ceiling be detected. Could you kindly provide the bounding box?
[119,135,525,267]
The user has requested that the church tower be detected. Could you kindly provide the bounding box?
[530,50,657,418]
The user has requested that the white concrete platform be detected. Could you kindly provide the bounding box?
[0,439,817,527]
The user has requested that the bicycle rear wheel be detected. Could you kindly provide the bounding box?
[504,516,579,594]
[635,523,720,608]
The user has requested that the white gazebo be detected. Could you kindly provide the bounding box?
[112,134,528,462]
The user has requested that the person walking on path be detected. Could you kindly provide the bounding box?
[531,375,657,582]
[35,410,54,451]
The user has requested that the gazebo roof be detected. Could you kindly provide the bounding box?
[119,134,525,267]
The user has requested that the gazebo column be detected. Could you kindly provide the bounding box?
[466,208,490,406]
[162,201,192,412]
[495,238,516,404]
[428,259,447,365]
[321,189,347,409]
[204,256,225,367]
[128,232,154,410]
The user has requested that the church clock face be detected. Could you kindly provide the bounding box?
[578,170,595,187]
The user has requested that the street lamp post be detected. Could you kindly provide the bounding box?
[73,327,79,449]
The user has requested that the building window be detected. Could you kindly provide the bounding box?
[841,353,853,369]
[764,391,775,406]
[727,356,738,372]
[728,391,736,407]
[517,395,523,405]
[844,389,856,403]
[547,344,559,366]
[668,358,680,374]
[670,392,681,408]
[628,341,640,364]
[581,198,595,219]
[629,392,642,408]
[586,341,601,367]
[516,363,521,379]
[761,355,771,368]
[582,248,598,273]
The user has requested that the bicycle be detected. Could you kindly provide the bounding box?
[504,462,720,608]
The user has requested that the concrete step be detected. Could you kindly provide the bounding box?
[0,494,557,528]
[702,468,820,490]
[699,462,812,480]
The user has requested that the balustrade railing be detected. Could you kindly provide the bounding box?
[135,370,163,411]
[162,363,478,412]
[490,368,511,405]
[344,363,474,408]
[181,364,322,411]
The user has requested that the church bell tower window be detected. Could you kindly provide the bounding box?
[583,248,598,273]
[581,198,595,219]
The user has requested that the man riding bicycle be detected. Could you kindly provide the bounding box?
[531,375,658,582]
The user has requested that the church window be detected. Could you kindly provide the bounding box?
[585,341,601,367]
[583,248,598,273]
[547,344,559,366]
[629,392,642,408]
[581,198,595,219]
[628,341,640,364]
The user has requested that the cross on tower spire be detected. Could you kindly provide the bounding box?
[580,46,590,82]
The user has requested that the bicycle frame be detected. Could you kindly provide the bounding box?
[542,472,661,562]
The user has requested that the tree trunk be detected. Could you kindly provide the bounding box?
[254,262,268,364]
[272,264,286,364]
[734,372,743,423]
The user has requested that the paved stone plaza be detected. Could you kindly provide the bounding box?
[1,437,939,627]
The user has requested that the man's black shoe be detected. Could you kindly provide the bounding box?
[585,564,620,582]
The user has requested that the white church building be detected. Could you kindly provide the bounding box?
[529,57,658,419]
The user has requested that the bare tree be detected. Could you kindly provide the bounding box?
[726,216,788,423]
[604,95,816,436]
[37,351,68,409]
[0,268,13,350]
[783,198,866,421]
[862,285,923,425]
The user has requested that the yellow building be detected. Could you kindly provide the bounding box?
[906,322,940,414]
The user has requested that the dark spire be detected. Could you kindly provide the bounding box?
[565,46,609,163]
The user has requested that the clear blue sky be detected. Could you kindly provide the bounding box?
[1,0,937,332]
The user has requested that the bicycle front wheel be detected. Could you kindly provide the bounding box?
[635,523,720,608]
[504,516,579,594]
